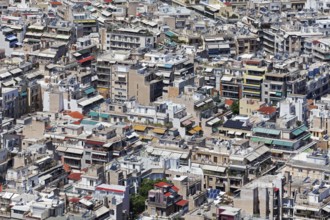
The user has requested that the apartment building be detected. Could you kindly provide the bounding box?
[242,61,267,100]
[146,182,189,217]
[262,25,322,54]
[203,35,235,58]
[95,51,135,98]
[191,140,272,193]
[283,151,330,181]
[251,115,313,160]
[220,74,243,100]
[234,175,284,220]
[106,28,155,51]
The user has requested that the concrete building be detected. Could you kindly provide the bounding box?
[234,175,284,220]
[105,28,155,51]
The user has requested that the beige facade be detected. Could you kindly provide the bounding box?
[128,69,163,106]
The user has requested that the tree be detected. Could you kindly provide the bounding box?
[129,178,168,218]
[130,194,145,219]
[230,101,239,115]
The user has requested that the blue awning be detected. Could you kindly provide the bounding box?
[84,87,95,95]
[6,35,17,41]
[21,92,27,97]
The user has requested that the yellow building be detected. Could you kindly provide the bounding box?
[242,64,267,100]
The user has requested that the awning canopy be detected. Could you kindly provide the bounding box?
[89,111,99,117]
[78,56,94,64]
[202,165,226,173]
[207,117,221,126]
[134,125,147,132]
[84,87,95,95]
[153,128,166,134]
[66,147,84,154]
[100,113,110,119]
[79,95,104,107]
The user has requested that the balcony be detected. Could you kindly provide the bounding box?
[146,200,168,209]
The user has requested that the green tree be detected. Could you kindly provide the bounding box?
[130,195,145,219]
[230,101,239,115]
[129,178,168,218]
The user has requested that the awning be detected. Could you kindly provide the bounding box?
[78,56,94,64]
[6,35,17,41]
[253,127,280,135]
[202,165,226,173]
[292,125,308,136]
[73,52,82,57]
[227,131,235,135]
[153,128,166,134]
[101,10,112,17]
[193,126,202,132]
[79,95,104,107]
[89,111,99,117]
[188,129,197,135]
[84,87,95,95]
[100,113,110,119]
[66,148,84,154]
[134,125,147,132]
[56,146,67,152]
[207,117,221,126]
[79,199,93,207]
[182,120,192,127]
[126,132,139,139]
[235,132,242,136]
[272,140,294,147]
[221,76,233,82]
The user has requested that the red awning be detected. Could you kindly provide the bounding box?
[85,140,105,145]
[176,200,188,207]
[78,56,94,64]
[104,0,112,2]
[164,192,171,197]
[50,1,62,5]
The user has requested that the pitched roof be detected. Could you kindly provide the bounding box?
[68,172,82,181]
[257,106,276,115]
[68,111,84,120]
[225,99,234,106]
[176,200,188,206]
[154,182,172,188]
